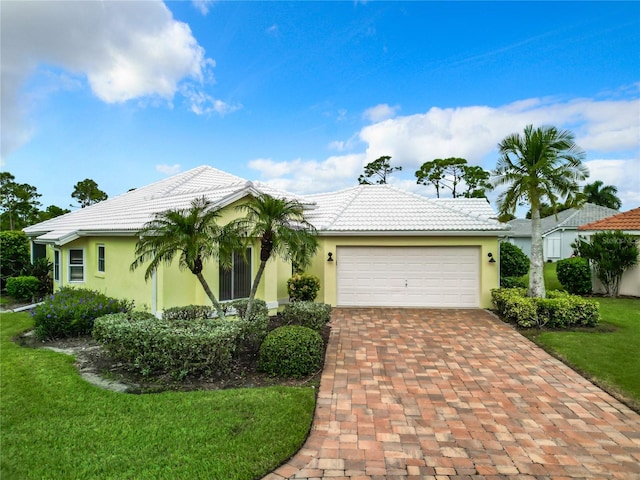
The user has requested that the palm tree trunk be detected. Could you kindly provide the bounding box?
[195,271,227,320]
[245,260,267,321]
[529,207,546,298]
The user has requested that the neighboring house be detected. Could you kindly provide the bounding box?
[577,207,640,297]
[23,165,508,312]
[505,203,620,261]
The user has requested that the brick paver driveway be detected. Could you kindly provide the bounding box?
[265,308,640,479]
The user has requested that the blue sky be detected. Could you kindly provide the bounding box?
[2,1,639,215]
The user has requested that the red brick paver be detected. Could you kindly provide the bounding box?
[264,308,640,480]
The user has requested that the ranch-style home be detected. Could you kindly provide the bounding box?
[24,166,508,313]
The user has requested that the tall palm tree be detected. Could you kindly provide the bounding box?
[130,196,241,320]
[494,124,588,298]
[235,194,318,320]
[583,180,622,210]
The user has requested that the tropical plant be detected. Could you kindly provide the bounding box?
[582,180,622,210]
[131,196,242,320]
[358,155,402,184]
[234,194,318,320]
[493,124,588,298]
[572,231,638,297]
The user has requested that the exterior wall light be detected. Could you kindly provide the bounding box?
[488,252,496,263]
[327,252,334,262]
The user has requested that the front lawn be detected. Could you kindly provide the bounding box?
[525,297,640,409]
[0,312,315,480]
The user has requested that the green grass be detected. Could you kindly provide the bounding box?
[0,312,315,480]
[520,261,564,291]
[525,297,640,408]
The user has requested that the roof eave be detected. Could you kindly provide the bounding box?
[316,229,508,237]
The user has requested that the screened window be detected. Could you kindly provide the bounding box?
[68,249,85,282]
[97,245,105,273]
[54,250,60,282]
[219,248,251,301]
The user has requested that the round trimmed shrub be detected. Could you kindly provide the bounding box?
[258,326,323,378]
[500,242,529,278]
[556,257,592,295]
[282,301,332,331]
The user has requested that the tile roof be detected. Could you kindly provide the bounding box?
[24,166,508,244]
[304,185,507,233]
[24,166,309,244]
[507,203,620,237]
[578,207,640,231]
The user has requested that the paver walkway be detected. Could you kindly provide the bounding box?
[264,308,640,480]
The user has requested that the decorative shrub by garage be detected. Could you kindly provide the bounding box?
[287,273,321,302]
[282,301,332,331]
[491,288,599,329]
[258,326,323,378]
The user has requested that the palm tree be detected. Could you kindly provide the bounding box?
[130,196,242,320]
[494,124,588,298]
[583,180,622,210]
[235,194,318,320]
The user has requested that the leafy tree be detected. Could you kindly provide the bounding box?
[493,124,588,298]
[0,230,30,290]
[415,158,492,198]
[131,196,242,320]
[525,201,570,219]
[38,205,71,222]
[572,231,638,297]
[0,172,42,230]
[71,179,108,208]
[582,180,622,210]
[358,156,402,185]
[234,194,318,320]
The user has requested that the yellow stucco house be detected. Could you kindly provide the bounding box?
[24,166,508,314]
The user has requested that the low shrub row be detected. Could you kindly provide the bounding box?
[491,288,600,329]
[282,301,331,331]
[93,312,242,380]
[32,287,133,340]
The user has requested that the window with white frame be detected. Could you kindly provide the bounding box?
[68,249,85,282]
[54,249,61,282]
[97,245,105,273]
[219,248,252,301]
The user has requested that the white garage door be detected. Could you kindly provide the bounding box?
[337,246,480,308]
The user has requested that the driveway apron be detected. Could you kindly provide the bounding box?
[265,308,640,480]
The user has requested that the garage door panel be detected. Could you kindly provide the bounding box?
[337,246,480,308]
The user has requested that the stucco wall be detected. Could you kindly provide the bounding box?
[309,236,500,309]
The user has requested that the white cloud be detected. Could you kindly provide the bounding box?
[266,24,279,36]
[192,0,215,15]
[156,164,182,176]
[251,94,639,211]
[1,0,221,160]
[363,103,400,122]
[249,154,366,194]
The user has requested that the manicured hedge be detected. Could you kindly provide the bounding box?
[258,326,323,378]
[6,276,40,301]
[32,287,133,340]
[491,288,599,329]
[282,301,332,331]
[93,312,242,379]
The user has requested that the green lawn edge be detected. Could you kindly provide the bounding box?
[0,312,316,480]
